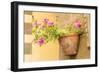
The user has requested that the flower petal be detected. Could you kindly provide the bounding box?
[48,21,54,26]
[74,20,81,28]
[44,18,49,23]
[38,38,45,46]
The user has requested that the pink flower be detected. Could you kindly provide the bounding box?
[48,21,54,26]
[32,21,38,27]
[38,38,45,46]
[32,20,41,27]
[64,20,68,25]
[32,23,36,27]
[74,20,81,28]
[44,18,49,23]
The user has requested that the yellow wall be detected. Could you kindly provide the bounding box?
[24,11,90,62]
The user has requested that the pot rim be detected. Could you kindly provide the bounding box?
[60,33,80,37]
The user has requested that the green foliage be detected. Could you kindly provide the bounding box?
[32,18,83,45]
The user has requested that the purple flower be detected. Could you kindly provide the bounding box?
[74,20,81,28]
[48,22,54,26]
[44,18,49,23]
[38,38,45,46]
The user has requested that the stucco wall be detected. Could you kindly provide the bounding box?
[24,11,90,62]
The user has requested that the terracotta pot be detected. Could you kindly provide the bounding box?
[59,35,80,56]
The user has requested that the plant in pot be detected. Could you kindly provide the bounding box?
[32,17,84,56]
[58,20,83,56]
[32,18,60,46]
